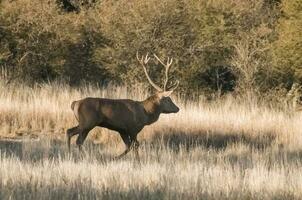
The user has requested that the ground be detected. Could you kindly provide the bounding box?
[1,83,302,199]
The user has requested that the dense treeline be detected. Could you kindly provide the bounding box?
[0,0,301,97]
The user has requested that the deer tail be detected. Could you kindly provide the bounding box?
[71,101,80,122]
[71,101,77,111]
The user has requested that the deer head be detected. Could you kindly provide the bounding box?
[137,52,179,113]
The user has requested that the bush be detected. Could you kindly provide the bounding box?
[272,0,302,88]
[0,0,294,98]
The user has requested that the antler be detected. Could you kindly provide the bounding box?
[137,52,179,92]
[136,52,162,91]
[153,54,178,91]
[167,80,179,91]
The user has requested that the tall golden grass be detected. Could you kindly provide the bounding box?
[0,80,301,147]
[1,80,302,199]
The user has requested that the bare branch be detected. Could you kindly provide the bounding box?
[4,51,44,85]
[5,52,31,85]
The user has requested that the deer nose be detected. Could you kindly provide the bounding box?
[175,107,180,113]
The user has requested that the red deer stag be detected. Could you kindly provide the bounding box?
[66,52,180,159]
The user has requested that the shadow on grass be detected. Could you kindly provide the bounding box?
[0,139,23,157]
[149,130,277,151]
[1,133,302,166]
[0,139,114,162]
[0,129,298,165]
[0,129,277,161]
[0,181,297,200]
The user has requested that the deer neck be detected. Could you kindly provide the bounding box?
[141,95,162,125]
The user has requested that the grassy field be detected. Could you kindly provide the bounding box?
[1,81,302,199]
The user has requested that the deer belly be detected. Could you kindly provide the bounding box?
[98,120,126,132]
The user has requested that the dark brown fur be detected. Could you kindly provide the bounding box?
[66,93,179,159]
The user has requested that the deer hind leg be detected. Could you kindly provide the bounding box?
[66,126,80,152]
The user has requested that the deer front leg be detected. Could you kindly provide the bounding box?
[115,133,132,160]
[115,133,140,162]
[133,139,140,162]
[76,128,92,155]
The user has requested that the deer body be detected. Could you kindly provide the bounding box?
[67,53,180,159]
[74,97,147,133]
[71,96,169,136]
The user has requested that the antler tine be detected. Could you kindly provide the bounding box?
[163,62,170,91]
[137,51,162,91]
[136,52,142,63]
[167,57,173,66]
[154,54,174,91]
[165,57,173,73]
[153,54,165,67]
[168,80,179,91]
[144,53,150,64]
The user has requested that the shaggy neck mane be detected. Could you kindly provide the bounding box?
[141,94,161,125]
[142,95,159,113]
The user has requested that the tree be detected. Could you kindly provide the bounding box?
[272,0,302,87]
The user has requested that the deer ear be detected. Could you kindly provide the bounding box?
[159,90,173,98]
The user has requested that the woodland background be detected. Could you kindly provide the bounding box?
[0,0,301,99]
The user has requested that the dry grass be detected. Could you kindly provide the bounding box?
[1,80,302,199]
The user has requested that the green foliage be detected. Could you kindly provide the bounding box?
[0,0,298,97]
[0,0,107,85]
[272,0,302,87]
[95,0,276,94]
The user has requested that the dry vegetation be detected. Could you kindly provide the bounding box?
[1,80,302,199]
[1,0,302,199]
